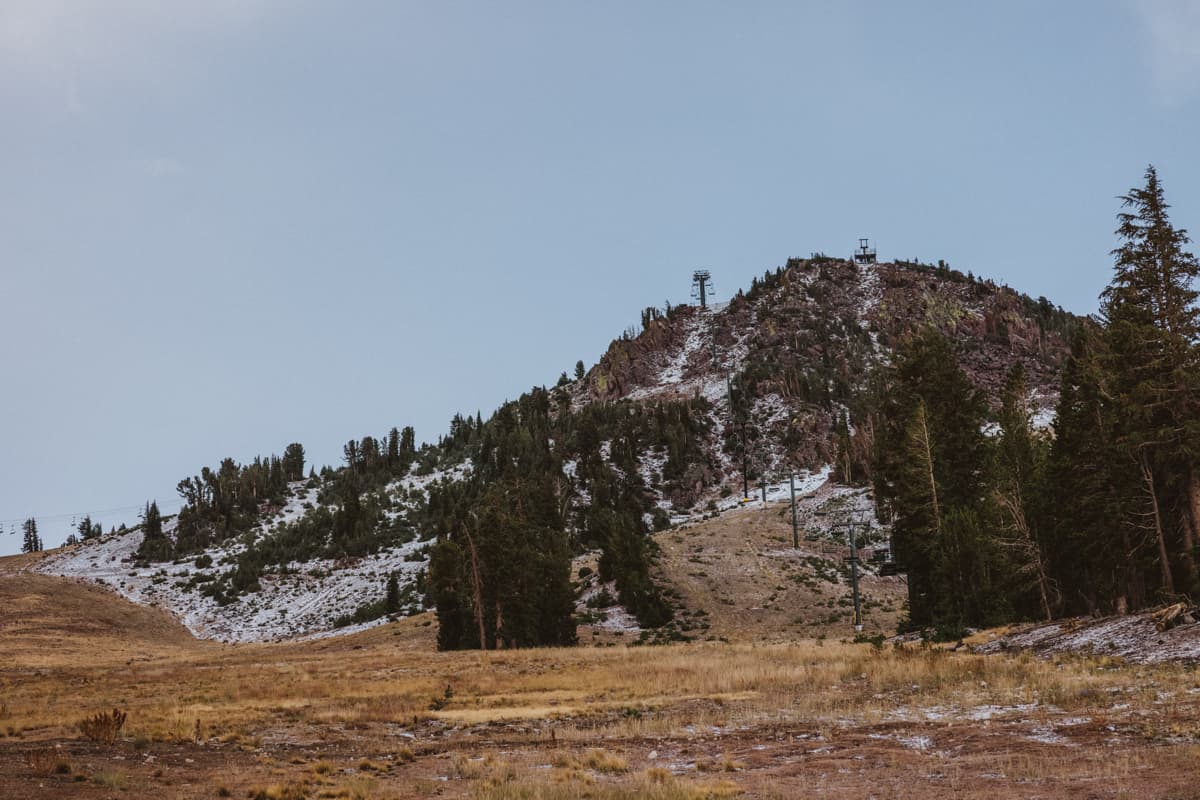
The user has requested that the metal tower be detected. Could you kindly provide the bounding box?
[691,270,713,309]
[853,238,877,265]
[836,516,866,631]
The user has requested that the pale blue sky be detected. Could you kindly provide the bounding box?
[3,1,1200,553]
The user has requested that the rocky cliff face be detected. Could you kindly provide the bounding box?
[579,257,1076,505]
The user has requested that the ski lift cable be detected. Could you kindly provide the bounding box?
[0,500,183,529]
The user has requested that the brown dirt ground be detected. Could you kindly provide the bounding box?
[5,548,1200,799]
[653,501,907,641]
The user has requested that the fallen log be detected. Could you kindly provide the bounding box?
[1151,602,1197,632]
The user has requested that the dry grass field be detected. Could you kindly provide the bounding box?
[5,553,1200,799]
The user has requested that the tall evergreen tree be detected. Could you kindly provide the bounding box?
[1100,165,1200,598]
[385,572,401,614]
[77,514,100,542]
[1044,325,1145,614]
[993,363,1055,620]
[343,439,361,472]
[386,427,401,469]
[21,518,42,553]
[875,329,998,630]
[136,501,171,562]
[400,426,416,461]
[429,390,577,649]
[282,442,306,482]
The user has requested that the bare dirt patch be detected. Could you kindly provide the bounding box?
[654,501,906,642]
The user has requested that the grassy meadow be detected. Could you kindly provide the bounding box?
[4,569,1200,798]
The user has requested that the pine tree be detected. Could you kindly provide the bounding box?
[574,360,586,381]
[282,443,306,481]
[833,411,854,484]
[428,391,577,649]
[21,518,42,553]
[76,514,102,541]
[429,539,470,650]
[359,436,379,470]
[993,363,1055,620]
[1101,165,1200,598]
[1045,325,1144,614]
[874,329,997,630]
[331,477,366,554]
[343,439,361,471]
[386,428,401,469]
[385,572,401,614]
[399,426,416,463]
[136,501,171,562]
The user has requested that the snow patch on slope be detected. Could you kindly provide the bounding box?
[856,262,884,319]
[37,476,446,643]
[974,611,1200,664]
[573,551,642,639]
[388,459,473,499]
[39,525,429,642]
[659,323,705,387]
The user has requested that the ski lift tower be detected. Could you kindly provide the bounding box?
[836,514,867,632]
[853,238,877,265]
[691,270,713,310]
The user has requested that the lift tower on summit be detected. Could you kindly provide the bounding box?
[853,238,877,265]
[691,270,713,310]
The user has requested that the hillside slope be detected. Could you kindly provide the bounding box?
[0,557,203,666]
[650,489,906,642]
[35,256,1079,643]
[582,258,1071,504]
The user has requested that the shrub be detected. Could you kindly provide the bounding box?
[586,590,617,609]
[582,749,627,774]
[78,707,127,744]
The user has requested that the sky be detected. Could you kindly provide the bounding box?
[3,1,1200,554]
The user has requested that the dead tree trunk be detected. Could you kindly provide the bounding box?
[1182,466,1200,590]
[997,487,1054,622]
[1139,451,1176,597]
[914,401,942,538]
[465,530,487,650]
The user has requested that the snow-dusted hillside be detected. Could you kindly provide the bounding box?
[37,467,474,643]
[32,258,1077,646]
[36,448,881,645]
[578,258,1071,518]
[39,523,427,642]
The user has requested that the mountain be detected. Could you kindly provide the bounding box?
[36,255,1082,644]
[582,257,1074,506]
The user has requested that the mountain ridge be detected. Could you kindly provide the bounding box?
[33,254,1082,644]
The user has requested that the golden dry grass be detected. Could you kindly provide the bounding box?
[5,556,1200,798]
